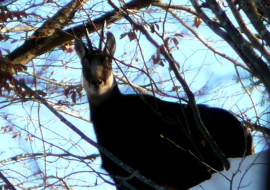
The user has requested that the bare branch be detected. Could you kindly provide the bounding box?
[190,0,270,95]
[108,0,231,170]
[0,171,16,190]
[7,0,161,66]
[226,0,270,63]
[240,0,270,47]
[14,78,166,190]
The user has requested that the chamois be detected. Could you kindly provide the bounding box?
[74,28,253,190]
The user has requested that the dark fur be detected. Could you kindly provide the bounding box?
[75,32,253,190]
[91,85,253,190]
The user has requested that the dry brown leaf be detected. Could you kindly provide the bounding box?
[193,17,202,28]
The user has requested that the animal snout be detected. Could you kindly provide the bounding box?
[91,80,102,89]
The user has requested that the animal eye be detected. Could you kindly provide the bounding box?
[104,59,111,67]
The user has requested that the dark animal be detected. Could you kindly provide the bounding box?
[75,29,253,190]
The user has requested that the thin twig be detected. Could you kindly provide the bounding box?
[108,0,230,170]
[15,79,166,190]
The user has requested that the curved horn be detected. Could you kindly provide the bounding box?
[99,21,105,51]
[83,22,93,52]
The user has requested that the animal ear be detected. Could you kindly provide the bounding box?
[74,37,88,60]
[104,32,116,56]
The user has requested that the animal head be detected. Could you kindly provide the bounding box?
[75,29,117,106]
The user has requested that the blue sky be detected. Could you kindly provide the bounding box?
[0,0,269,189]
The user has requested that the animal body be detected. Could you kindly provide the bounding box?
[75,29,253,190]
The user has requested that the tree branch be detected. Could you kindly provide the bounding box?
[190,0,270,96]
[240,0,270,47]
[0,171,16,190]
[160,7,252,73]
[226,0,270,63]
[0,153,99,165]
[15,79,166,190]
[7,0,160,66]
[108,0,231,170]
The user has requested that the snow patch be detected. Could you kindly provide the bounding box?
[190,150,270,190]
